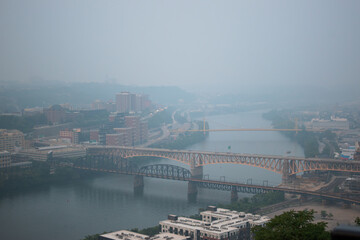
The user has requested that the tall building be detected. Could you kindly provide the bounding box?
[116,92,133,113]
[125,116,140,145]
[0,129,25,152]
[116,92,151,113]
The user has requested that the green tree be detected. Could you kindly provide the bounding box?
[321,210,328,219]
[355,217,360,226]
[252,210,330,240]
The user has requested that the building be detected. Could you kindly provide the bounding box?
[0,151,11,168]
[355,141,360,161]
[43,104,67,124]
[125,116,141,145]
[106,133,126,146]
[18,145,86,161]
[90,129,99,143]
[114,128,133,146]
[116,92,152,113]
[100,230,149,240]
[160,207,269,240]
[59,129,81,144]
[100,207,269,240]
[116,92,133,113]
[140,121,148,144]
[0,129,25,152]
[99,230,187,240]
[307,116,350,130]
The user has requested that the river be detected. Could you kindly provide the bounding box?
[0,111,304,240]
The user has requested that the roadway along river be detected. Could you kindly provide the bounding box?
[0,110,304,240]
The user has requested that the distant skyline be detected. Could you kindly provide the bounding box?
[1,1,360,95]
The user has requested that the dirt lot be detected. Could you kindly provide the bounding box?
[267,202,360,230]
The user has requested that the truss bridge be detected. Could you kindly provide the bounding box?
[72,161,360,205]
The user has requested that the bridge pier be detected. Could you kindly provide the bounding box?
[134,175,144,195]
[188,182,197,202]
[282,160,290,184]
[188,165,203,202]
[231,186,238,203]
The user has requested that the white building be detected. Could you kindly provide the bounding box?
[160,207,269,240]
[100,207,269,240]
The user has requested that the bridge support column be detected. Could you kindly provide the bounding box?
[134,175,144,195]
[188,181,197,202]
[282,160,290,185]
[231,186,238,203]
[188,164,203,202]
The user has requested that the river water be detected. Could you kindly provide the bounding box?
[0,111,304,240]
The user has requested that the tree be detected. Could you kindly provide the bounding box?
[321,210,328,219]
[355,217,360,226]
[252,210,330,240]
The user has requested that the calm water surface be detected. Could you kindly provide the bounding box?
[0,111,304,240]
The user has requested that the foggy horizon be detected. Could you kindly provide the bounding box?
[1,0,360,96]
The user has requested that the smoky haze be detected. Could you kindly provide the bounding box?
[0,0,359,99]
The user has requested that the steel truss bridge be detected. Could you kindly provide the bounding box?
[72,163,360,205]
[87,146,360,178]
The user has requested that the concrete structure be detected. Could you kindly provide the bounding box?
[160,207,269,240]
[18,145,86,161]
[0,151,11,168]
[0,129,25,152]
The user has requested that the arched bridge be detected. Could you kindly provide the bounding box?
[87,146,360,181]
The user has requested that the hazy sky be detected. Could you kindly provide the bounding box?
[0,0,359,93]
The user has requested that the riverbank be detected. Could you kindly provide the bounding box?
[263,110,319,158]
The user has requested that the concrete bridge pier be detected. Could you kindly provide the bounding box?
[187,181,198,202]
[231,186,238,203]
[188,165,203,202]
[134,175,144,195]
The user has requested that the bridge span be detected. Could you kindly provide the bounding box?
[87,146,360,183]
[72,164,360,205]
